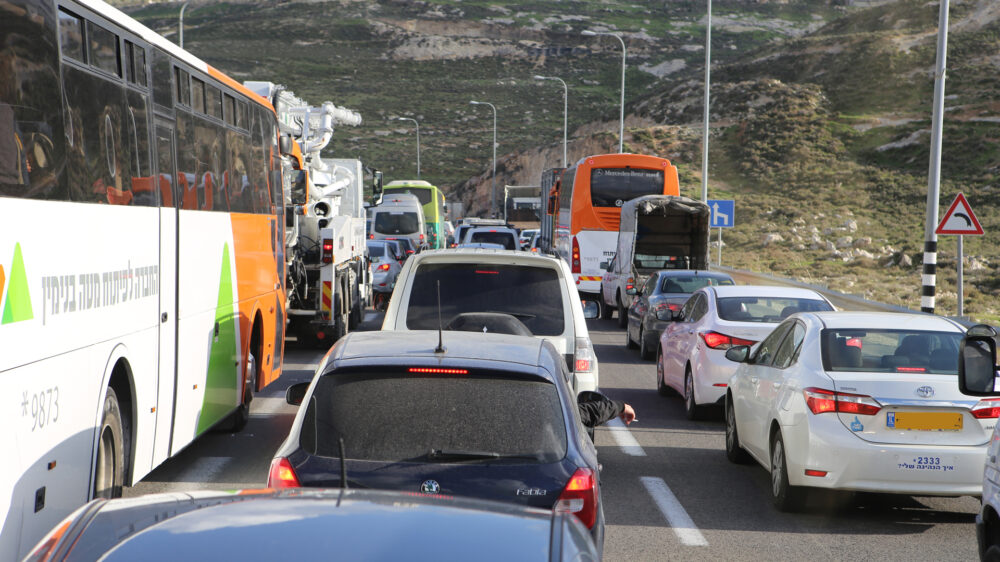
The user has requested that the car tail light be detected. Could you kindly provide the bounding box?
[408,367,469,374]
[571,236,581,274]
[555,467,598,529]
[803,387,881,416]
[846,337,863,349]
[574,337,595,373]
[322,239,333,264]
[267,457,300,488]
[654,302,681,320]
[625,277,635,292]
[369,234,374,239]
[971,398,1000,419]
[699,331,756,350]
[804,469,828,477]
[377,263,390,271]
[419,233,425,241]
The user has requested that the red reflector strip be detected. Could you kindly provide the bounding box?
[408,367,469,374]
[475,270,499,275]
[804,469,827,477]
[712,383,728,387]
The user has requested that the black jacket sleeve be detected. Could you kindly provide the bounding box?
[578,397,625,428]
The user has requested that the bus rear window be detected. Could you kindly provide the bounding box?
[590,168,664,207]
[391,188,432,206]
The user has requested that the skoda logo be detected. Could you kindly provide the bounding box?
[916,386,935,398]
[420,480,441,494]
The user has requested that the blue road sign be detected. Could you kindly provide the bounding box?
[708,199,734,228]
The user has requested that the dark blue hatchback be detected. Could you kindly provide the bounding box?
[270,330,604,551]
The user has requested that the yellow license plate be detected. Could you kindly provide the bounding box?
[886,411,963,431]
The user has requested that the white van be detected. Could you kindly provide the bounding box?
[369,192,426,251]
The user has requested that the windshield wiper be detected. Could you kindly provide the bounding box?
[484,310,537,321]
[425,449,539,462]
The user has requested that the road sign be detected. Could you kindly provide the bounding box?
[707,199,734,228]
[935,193,984,235]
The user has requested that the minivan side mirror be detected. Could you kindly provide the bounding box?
[286,382,311,405]
[581,300,599,319]
[279,135,294,155]
[959,324,1000,396]
[725,345,750,363]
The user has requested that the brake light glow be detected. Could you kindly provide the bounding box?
[475,270,499,275]
[555,468,598,528]
[267,457,300,488]
[803,387,881,416]
[846,337,863,349]
[895,367,927,373]
[625,277,634,292]
[574,337,595,373]
[322,238,334,264]
[419,233,425,241]
[408,367,469,374]
[699,331,756,350]
[971,398,1000,419]
[571,236,581,274]
[377,263,390,271]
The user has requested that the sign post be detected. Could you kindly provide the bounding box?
[934,193,984,316]
[707,199,734,266]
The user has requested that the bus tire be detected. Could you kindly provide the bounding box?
[94,388,125,499]
[226,352,256,433]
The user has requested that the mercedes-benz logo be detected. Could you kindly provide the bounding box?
[420,480,441,494]
[916,385,935,398]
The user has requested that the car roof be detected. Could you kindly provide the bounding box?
[332,330,551,371]
[806,311,965,332]
[467,226,517,233]
[655,269,733,278]
[408,248,562,265]
[709,285,825,299]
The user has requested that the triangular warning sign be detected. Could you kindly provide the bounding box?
[936,193,984,235]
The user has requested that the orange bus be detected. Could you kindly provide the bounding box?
[552,153,680,299]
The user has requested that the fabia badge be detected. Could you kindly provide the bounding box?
[420,480,441,494]
[916,386,935,398]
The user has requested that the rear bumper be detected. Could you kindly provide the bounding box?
[692,349,738,406]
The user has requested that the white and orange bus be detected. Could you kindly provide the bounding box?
[552,153,680,301]
[0,0,285,556]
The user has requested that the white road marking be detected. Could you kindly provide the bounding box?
[250,396,290,416]
[640,476,709,547]
[606,418,646,456]
[164,456,230,492]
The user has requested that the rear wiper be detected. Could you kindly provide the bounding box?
[426,449,538,462]
[484,310,537,321]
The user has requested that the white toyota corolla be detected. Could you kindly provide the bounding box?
[724,311,991,511]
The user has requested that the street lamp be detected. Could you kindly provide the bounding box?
[702,0,711,204]
[469,100,497,217]
[533,75,568,168]
[392,117,420,179]
[178,2,189,48]
[582,30,626,153]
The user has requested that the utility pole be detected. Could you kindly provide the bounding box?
[701,0,711,203]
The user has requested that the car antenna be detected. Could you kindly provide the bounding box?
[339,437,348,489]
[435,280,446,353]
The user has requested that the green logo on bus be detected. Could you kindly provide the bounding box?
[2,243,33,325]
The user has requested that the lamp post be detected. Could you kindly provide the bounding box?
[533,75,568,168]
[178,2,189,48]
[393,117,420,179]
[469,100,497,217]
[582,30,626,153]
[702,0,711,204]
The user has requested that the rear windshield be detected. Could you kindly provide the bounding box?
[590,168,664,207]
[375,212,419,235]
[368,245,385,257]
[301,371,567,463]
[716,296,832,322]
[660,275,733,294]
[470,231,517,250]
[822,329,962,374]
[406,263,565,336]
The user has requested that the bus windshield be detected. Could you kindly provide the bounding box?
[590,168,664,207]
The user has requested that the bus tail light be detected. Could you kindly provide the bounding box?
[322,239,333,263]
[574,337,595,373]
[571,236,581,274]
[803,387,881,416]
[267,457,301,488]
[555,468,598,529]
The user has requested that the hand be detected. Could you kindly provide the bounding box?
[620,403,636,425]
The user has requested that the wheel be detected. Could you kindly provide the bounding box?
[984,545,1000,562]
[616,296,627,328]
[625,322,638,349]
[226,352,256,432]
[601,298,614,320]
[94,388,125,499]
[348,289,361,330]
[725,395,752,464]
[333,294,347,342]
[684,369,703,420]
[771,432,806,512]
[656,349,676,396]
[639,327,653,361]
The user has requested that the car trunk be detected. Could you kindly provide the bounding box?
[828,373,990,446]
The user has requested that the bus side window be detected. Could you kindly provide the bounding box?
[151,48,172,109]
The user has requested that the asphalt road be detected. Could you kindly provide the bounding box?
[126,310,981,561]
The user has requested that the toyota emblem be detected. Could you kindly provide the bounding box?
[915,386,935,398]
[420,480,441,494]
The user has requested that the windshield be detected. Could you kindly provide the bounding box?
[590,168,665,207]
[375,211,419,235]
[469,231,517,250]
[405,263,565,336]
[822,329,962,374]
[660,275,733,294]
[301,371,567,463]
[367,244,385,257]
[716,296,832,322]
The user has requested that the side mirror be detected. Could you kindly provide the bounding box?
[959,324,999,396]
[369,169,384,206]
[671,309,683,321]
[581,300,599,319]
[725,345,751,363]
[279,135,294,155]
[625,286,637,296]
[655,308,674,322]
[285,382,310,406]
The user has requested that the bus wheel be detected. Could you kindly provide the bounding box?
[94,388,125,499]
[227,352,256,433]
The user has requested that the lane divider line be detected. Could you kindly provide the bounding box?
[640,476,709,547]
[606,418,646,456]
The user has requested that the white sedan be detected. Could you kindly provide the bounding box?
[657,285,834,419]
[724,311,992,511]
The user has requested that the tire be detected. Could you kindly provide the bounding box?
[226,352,256,433]
[684,369,702,421]
[984,545,1000,562]
[771,432,806,512]
[656,349,676,397]
[94,388,125,499]
[639,327,653,361]
[725,395,752,464]
[333,293,347,342]
[601,298,614,320]
[616,295,627,328]
[625,321,638,349]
